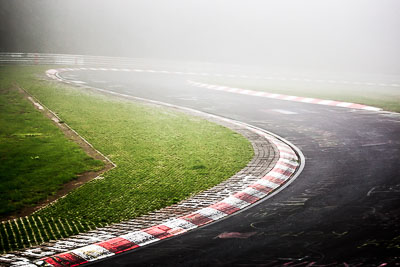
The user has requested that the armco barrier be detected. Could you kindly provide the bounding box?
[0,52,160,68]
[0,52,234,73]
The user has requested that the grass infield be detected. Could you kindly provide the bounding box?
[0,66,253,252]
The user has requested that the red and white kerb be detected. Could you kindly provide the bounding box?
[187,80,382,111]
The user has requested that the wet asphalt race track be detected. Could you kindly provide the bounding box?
[60,70,400,266]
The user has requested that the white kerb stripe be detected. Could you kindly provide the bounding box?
[242,187,267,198]
[222,196,251,209]
[240,90,252,94]
[253,91,266,97]
[274,164,296,173]
[336,102,353,107]
[279,149,296,156]
[197,207,227,220]
[319,100,334,105]
[300,98,314,103]
[121,231,158,246]
[363,106,381,111]
[275,144,291,150]
[257,179,280,189]
[278,158,299,167]
[268,171,290,180]
[268,94,281,98]
[162,218,197,232]
[71,244,114,261]
[280,152,298,160]
[284,95,298,100]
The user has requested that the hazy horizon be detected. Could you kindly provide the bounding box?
[1,0,399,74]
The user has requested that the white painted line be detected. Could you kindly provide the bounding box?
[71,80,86,84]
[34,103,44,110]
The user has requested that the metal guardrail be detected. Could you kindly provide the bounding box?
[0,52,258,75]
[5,52,393,85]
[0,52,230,74]
[0,52,160,68]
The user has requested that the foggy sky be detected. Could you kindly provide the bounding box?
[1,0,399,74]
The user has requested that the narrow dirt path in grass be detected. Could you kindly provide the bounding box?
[0,79,105,222]
[1,87,115,221]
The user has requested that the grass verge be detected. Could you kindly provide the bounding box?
[0,78,104,217]
[0,65,253,253]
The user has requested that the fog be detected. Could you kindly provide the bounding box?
[1,0,399,74]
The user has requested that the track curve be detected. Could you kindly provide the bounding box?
[54,68,400,266]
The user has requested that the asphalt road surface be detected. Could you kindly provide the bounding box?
[60,70,400,267]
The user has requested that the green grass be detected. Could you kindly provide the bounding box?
[0,65,253,252]
[198,77,400,112]
[0,78,104,216]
